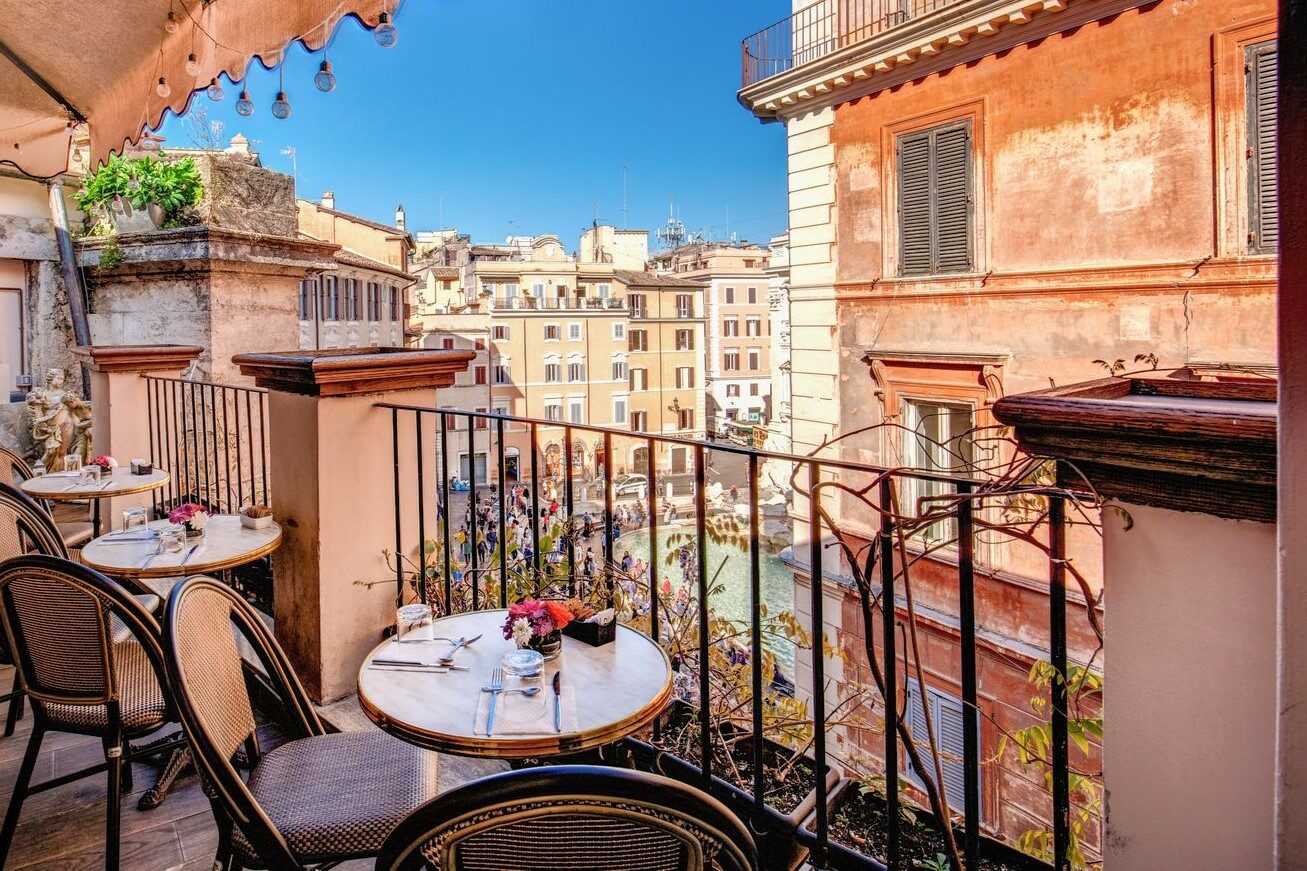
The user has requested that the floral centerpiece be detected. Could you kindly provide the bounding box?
[168,503,210,538]
[503,599,574,660]
[90,455,117,474]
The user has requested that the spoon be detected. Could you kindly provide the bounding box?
[482,686,541,697]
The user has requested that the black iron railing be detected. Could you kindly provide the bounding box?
[381,403,1092,871]
[741,0,962,88]
[144,374,270,517]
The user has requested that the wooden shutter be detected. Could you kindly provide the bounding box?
[898,122,974,276]
[1248,41,1278,253]
[904,684,978,817]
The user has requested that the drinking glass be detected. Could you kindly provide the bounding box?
[63,454,81,474]
[157,526,186,555]
[396,604,434,643]
[122,507,148,534]
[79,464,100,485]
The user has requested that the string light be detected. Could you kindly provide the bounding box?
[314,59,336,93]
[271,67,291,119]
[156,77,172,98]
[185,53,201,77]
[235,89,254,116]
[374,9,398,48]
[164,9,180,34]
[207,78,224,101]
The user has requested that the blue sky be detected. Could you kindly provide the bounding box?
[158,0,792,248]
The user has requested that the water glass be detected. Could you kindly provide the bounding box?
[79,464,100,485]
[63,454,81,474]
[122,507,148,533]
[157,526,186,554]
[396,604,434,643]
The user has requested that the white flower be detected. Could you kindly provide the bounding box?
[511,617,533,648]
[188,511,210,531]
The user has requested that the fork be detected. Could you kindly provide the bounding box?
[483,666,504,736]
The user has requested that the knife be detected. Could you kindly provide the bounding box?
[439,633,482,664]
[373,658,469,671]
[179,542,201,567]
[552,670,562,733]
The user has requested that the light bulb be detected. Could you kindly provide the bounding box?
[235,89,254,116]
[156,77,172,98]
[314,60,336,93]
[374,12,398,48]
[271,91,292,120]
[206,78,224,101]
[165,10,180,33]
[185,53,201,77]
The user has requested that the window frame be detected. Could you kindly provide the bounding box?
[894,118,976,278]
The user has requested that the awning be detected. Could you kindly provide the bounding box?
[0,0,401,179]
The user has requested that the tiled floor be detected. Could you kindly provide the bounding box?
[0,666,507,870]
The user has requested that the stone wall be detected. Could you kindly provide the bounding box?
[192,154,297,238]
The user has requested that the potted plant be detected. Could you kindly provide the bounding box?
[74,152,203,234]
[502,598,574,660]
[89,454,117,475]
[240,504,274,530]
[168,503,211,539]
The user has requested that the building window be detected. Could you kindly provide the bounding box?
[474,365,487,386]
[724,318,739,337]
[367,282,382,321]
[613,396,627,425]
[1248,39,1279,254]
[630,410,648,432]
[675,367,694,389]
[612,357,628,381]
[675,329,694,351]
[744,259,755,269]
[630,368,648,391]
[746,286,757,304]
[568,400,584,424]
[545,360,562,383]
[906,684,978,818]
[544,402,562,422]
[724,286,735,304]
[568,359,585,382]
[323,276,339,321]
[388,286,400,320]
[442,412,459,430]
[340,278,355,320]
[474,407,488,429]
[724,351,740,371]
[441,337,455,351]
[492,325,509,341]
[901,398,975,542]
[504,283,518,301]
[746,317,762,337]
[629,293,647,318]
[298,279,315,320]
[748,348,760,370]
[629,330,649,352]
[726,384,741,398]
[613,323,626,340]
[475,338,486,351]
[898,120,974,276]
[676,294,694,318]
[533,282,546,297]
[544,324,560,341]
[677,407,695,430]
[750,382,760,396]
[568,323,582,341]
[493,362,511,384]
[597,283,611,299]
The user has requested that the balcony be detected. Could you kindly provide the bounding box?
[494,296,626,312]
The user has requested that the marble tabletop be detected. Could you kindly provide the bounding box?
[21,467,169,501]
[79,513,282,579]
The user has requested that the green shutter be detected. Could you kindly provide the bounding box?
[898,121,974,276]
[1248,41,1278,254]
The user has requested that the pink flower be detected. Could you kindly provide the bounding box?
[168,503,209,525]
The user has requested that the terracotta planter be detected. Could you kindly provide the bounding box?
[796,778,1049,871]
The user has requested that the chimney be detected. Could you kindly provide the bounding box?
[226,133,251,157]
[395,203,406,231]
[321,190,335,210]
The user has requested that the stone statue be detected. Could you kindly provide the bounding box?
[25,369,92,472]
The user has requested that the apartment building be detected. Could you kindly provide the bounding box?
[762,233,792,466]
[614,270,708,474]
[297,192,415,350]
[651,242,772,432]
[737,0,1278,850]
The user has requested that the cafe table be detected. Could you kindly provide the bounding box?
[358,609,673,759]
[20,466,170,537]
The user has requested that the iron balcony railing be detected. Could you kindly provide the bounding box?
[741,0,962,88]
[379,403,1099,871]
[494,297,628,311]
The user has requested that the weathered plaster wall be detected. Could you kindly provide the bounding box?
[193,155,297,237]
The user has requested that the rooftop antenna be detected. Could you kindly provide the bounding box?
[656,196,685,249]
[622,163,629,229]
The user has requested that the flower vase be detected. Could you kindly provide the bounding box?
[530,630,563,661]
[184,522,205,539]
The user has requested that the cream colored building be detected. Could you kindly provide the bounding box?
[614,270,708,474]
[652,242,773,432]
[297,193,415,350]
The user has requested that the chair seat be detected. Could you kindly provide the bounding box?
[58,521,94,550]
[233,730,440,866]
[39,638,168,735]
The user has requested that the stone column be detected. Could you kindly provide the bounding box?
[234,347,475,704]
[71,344,203,520]
[995,375,1277,870]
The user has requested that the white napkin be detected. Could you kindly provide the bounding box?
[370,639,457,666]
[475,672,578,736]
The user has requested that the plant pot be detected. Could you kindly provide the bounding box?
[240,513,273,530]
[796,778,1049,871]
[529,630,562,660]
[107,195,160,233]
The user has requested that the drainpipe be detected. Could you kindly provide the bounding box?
[47,182,92,398]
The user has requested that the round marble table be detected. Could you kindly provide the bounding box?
[21,468,170,537]
[80,514,282,580]
[359,609,673,759]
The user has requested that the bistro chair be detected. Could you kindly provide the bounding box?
[375,765,760,871]
[0,444,94,549]
[164,575,443,870]
[0,554,184,871]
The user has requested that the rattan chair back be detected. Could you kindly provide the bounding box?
[376,765,759,871]
[0,446,34,490]
[0,483,68,562]
[164,576,326,870]
[0,555,166,713]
